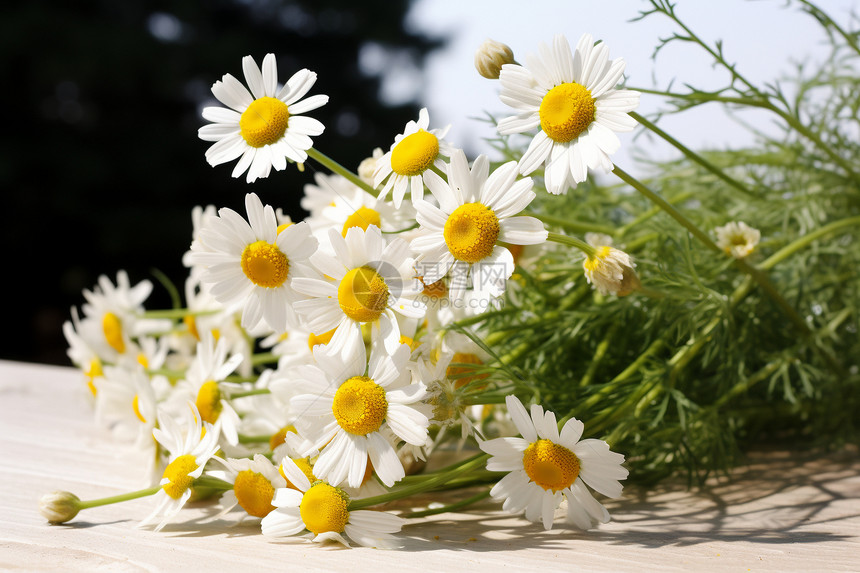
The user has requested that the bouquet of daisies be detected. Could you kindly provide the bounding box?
[40,0,860,549]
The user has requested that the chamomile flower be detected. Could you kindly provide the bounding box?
[173,333,244,446]
[583,245,639,296]
[208,454,286,522]
[139,402,221,532]
[373,108,456,208]
[289,341,429,488]
[412,149,547,301]
[715,221,761,259]
[292,225,425,357]
[189,192,318,333]
[198,54,328,183]
[497,34,639,194]
[261,457,405,549]
[479,395,627,531]
[62,312,105,397]
[77,271,171,362]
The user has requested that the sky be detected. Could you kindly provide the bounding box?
[369,0,858,172]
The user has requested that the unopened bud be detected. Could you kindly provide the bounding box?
[358,147,384,184]
[475,39,516,79]
[39,491,81,524]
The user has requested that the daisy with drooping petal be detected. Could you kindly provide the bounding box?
[479,395,628,531]
[207,454,286,523]
[198,53,329,183]
[373,107,456,208]
[261,457,405,549]
[412,149,547,301]
[139,402,221,532]
[715,221,761,259]
[289,341,429,488]
[292,225,425,357]
[583,245,639,296]
[189,192,318,333]
[497,34,639,195]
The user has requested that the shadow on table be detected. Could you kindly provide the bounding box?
[400,447,859,552]
[117,447,858,552]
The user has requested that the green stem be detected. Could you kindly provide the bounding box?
[228,388,271,400]
[525,212,616,236]
[612,166,722,254]
[306,147,379,197]
[250,352,279,366]
[546,232,596,257]
[348,453,489,511]
[400,489,492,519]
[759,216,860,271]
[78,486,160,510]
[629,112,755,197]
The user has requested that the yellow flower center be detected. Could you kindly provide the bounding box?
[337,266,390,323]
[447,352,488,389]
[583,246,612,272]
[539,82,596,143]
[419,276,447,299]
[102,312,125,354]
[239,96,290,148]
[299,483,350,535]
[390,129,439,176]
[184,315,200,341]
[268,424,296,451]
[85,359,102,396]
[162,454,199,499]
[522,439,581,492]
[233,470,276,518]
[443,203,500,263]
[282,457,317,490]
[276,222,293,234]
[307,328,337,352]
[241,240,290,288]
[342,207,382,237]
[332,376,388,436]
[195,380,223,425]
[132,395,147,423]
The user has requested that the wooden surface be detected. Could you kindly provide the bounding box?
[2,358,859,572]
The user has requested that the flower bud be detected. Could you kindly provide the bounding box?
[475,39,516,79]
[583,246,640,296]
[358,147,384,184]
[39,491,81,524]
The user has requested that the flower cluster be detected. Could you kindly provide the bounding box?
[46,34,655,548]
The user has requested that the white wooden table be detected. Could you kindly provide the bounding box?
[2,359,859,572]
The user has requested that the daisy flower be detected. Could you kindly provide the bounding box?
[139,402,221,532]
[412,149,547,300]
[198,53,328,183]
[189,192,318,333]
[171,333,245,446]
[497,34,639,194]
[583,245,640,296]
[479,395,628,531]
[292,225,425,357]
[77,271,171,363]
[261,457,405,549]
[715,221,761,259]
[207,454,287,522]
[373,107,456,208]
[62,312,105,397]
[288,341,429,488]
